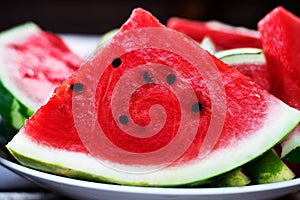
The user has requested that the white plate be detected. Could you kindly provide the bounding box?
[59,34,100,58]
[1,155,300,200]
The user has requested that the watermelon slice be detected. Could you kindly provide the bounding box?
[0,22,83,143]
[6,8,300,186]
[0,22,83,111]
[258,6,300,163]
[215,48,295,183]
[167,18,262,50]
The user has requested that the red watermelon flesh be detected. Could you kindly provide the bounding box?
[258,6,300,110]
[258,6,300,162]
[6,8,300,186]
[0,23,83,111]
[227,63,270,92]
[167,18,262,50]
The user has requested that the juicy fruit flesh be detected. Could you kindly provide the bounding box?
[232,63,270,92]
[214,48,270,91]
[24,74,88,153]
[258,6,300,163]
[167,18,262,50]
[23,42,273,167]
[258,7,300,110]
[8,31,83,110]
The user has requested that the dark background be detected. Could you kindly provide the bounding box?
[1,0,299,35]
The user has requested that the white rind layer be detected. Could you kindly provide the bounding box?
[215,48,266,65]
[281,127,300,158]
[6,98,300,186]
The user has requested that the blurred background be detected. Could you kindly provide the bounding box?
[0,0,299,34]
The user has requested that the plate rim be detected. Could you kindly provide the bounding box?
[2,156,300,196]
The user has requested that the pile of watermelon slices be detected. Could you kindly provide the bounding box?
[1,6,300,187]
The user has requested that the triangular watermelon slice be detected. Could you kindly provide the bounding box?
[0,22,83,143]
[258,7,300,163]
[0,22,83,111]
[6,8,300,186]
[166,18,262,50]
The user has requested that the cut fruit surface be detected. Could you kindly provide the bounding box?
[167,18,262,50]
[7,8,300,186]
[215,48,270,91]
[0,22,83,111]
[258,6,300,110]
[258,6,300,163]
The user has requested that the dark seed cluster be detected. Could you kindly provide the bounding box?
[114,60,203,125]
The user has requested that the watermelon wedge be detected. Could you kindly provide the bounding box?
[6,8,300,186]
[0,23,83,143]
[258,7,300,163]
[0,22,83,111]
[215,47,296,183]
[167,18,262,50]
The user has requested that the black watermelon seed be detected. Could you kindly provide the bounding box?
[166,74,176,85]
[70,83,84,92]
[112,58,122,68]
[192,102,203,113]
[143,72,153,83]
[119,115,129,125]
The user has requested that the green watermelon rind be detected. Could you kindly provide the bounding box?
[7,99,300,186]
[0,22,41,111]
[8,148,117,185]
[208,169,250,187]
[0,22,40,45]
[97,29,118,48]
[0,79,32,144]
[215,48,266,65]
[281,130,300,163]
[188,168,250,187]
[244,149,295,184]
[282,147,300,163]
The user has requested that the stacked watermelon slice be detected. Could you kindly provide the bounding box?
[257,7,300,164]
[1,6,300,187]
